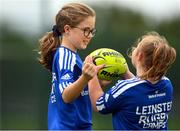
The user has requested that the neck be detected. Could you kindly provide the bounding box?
[136,64,145,78]
[147,78,159,84]
[61,37,77,52]
[136,65,159,84]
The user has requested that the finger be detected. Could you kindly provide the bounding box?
[84,55,93,64]
[84,55,90,63]
[96,64,105,72]
[83,63,94,73]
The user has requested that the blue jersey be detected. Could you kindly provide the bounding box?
[48,46,92,130]
[97,77,173,130]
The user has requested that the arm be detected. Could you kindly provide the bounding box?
[122,70,135,79]
[89,67,134,112]
[62,62,94,103]
[121,66,135,79]
[62,74,88,103]
[62,56,104,103]
[88,75,104,112]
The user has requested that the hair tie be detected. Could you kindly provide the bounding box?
[52,25,61,37]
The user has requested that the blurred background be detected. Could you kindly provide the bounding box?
[0,0,180,129]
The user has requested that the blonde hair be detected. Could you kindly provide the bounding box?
[38,3,96,71]
[130,31,176,81]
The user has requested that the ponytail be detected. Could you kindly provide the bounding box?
[136,31,176,81]
[142,43,176,81]
[38,31,61,72]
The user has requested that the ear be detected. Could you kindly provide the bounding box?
[64,25,71,34]
[136,52,143,61]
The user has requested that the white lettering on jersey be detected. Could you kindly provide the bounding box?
[50,82,56,103]
[51,95,56,103]
[105,94,109,102]
[97,104,105,111]
[136,101,172,129]
[81,90,89,96]
[52,72,57,82]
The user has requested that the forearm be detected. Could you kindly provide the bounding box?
[62,75,88,103]
[88,76,104,112]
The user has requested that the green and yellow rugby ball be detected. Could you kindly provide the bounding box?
[90,48,127,80]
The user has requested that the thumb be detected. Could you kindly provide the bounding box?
[96,64,105,72]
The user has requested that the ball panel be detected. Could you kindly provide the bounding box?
[90,48,127,80]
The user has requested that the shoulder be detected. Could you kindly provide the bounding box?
[55,46,76,58]
[53,46,77,64]
[159,76,173,86]
[53,47,77,70]
[161,76,173,89]
[111,77,146,98]
[162,76,170,81]
[115,77,146,89]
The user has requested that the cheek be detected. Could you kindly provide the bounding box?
[131,52,137,67]
[131,57,135,67]
[72,35,82,43]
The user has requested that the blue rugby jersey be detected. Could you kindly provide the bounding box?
[48,46,92,130]
[96,77,173,130]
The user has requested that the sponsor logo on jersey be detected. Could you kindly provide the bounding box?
[148,91,166,99]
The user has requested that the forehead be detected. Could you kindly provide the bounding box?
[78,16,96,27]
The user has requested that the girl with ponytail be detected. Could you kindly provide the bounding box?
[38,2,100,130]
[88,31,176,130]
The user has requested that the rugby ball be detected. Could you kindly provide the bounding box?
[90,48,127,80]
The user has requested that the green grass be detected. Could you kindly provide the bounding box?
[1,113,180,130]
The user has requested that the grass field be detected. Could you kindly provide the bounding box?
[1,112,180,129]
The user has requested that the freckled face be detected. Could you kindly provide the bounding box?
[69,16,96,51]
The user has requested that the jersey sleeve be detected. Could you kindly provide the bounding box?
[53,47,77,94]
[96,84,125,114]
[96,78,143,114]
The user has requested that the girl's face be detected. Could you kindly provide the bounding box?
[131,41,144,69]
[131,36,151,69]
[131,46,138,68]
[67,16,96,51]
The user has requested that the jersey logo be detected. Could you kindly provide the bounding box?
[148,91,166,99]
[61,73,72,80]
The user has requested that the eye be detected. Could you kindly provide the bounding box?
[84,27,91,32]
[84,27,97,37]
[72,26,97,37]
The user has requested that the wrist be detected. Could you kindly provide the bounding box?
[79,75,89,85]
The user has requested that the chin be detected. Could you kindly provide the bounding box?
[81,45,88,50]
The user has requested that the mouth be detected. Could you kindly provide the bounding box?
[83,40,89,45]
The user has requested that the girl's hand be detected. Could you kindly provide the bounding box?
[98,79,112,88]
[121,66,135,79]
[82,56,104,81]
